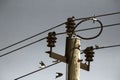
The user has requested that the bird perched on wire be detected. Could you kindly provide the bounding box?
[95,44,100,49]
[39,61,46,68]
[92,15,97,23]
[56,72,63,78]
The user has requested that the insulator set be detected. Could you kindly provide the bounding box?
[65,17,75,36]
[84,46,94,62]
[47,32,57,48]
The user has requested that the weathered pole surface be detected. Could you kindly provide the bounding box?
[66,36,81,80]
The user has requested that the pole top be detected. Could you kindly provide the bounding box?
[71,34,81,40]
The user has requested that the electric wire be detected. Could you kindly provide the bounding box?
[75,22,120,32]
[56,22,120,35]
[0,37,47,58]
[0,22,66,52]
[14,61,61,80]
[75,11,120,21]
[94,44,120,50]
[14,44,120,80]
[73,18,103,40]
[81,44,120,54]
[0,22,120,58]
[0,11,120,51]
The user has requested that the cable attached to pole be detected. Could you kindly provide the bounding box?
[73,17,103,40]
[81,44,120,54]
[57,22,120,36]
[0,22,120,58]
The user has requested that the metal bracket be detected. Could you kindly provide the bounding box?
[46,51,67,63]
[80,63,90,71]
[46,51,90,71]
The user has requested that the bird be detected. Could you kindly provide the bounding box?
[95,44,100,49]
[56,72,63,78]
[39,61,46,68]
[92,15,97,23]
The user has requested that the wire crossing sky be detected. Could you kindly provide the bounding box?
[0,11,120,52]
[0,22,120,58]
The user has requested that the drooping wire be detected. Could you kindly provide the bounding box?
[73,18,103,40]
[0,11,120,52]
[0,37,47,58]
[14,61,61,80]
[0,22,66,52]
[0,22,120,58]
[75,22,120,33]
[14,44,120,80]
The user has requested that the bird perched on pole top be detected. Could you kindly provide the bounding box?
[39,61,46,68]
[56,72,63,78]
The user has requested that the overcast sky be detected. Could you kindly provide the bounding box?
[0,0,120,80]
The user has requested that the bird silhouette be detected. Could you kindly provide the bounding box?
[39,61,46,68]
[56,72,63,78]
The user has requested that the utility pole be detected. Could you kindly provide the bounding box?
[66,36,81,80]
[46,17,102,80]
[65,17,80,80]
[14,15,104,80]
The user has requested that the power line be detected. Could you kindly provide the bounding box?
[75,22,120,32]
[56,22,120,35]
[81,44,120,54]
[94,44,120,50]
[75,11,120,21]
[0,37,46,58]
[74,18,103,40]
[0,22,65,52]
[14,44,120,80]
[0,11,120,52]
[0,22,120,58]
[14,61,61,80]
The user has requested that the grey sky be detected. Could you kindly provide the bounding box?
[0,0,120,80]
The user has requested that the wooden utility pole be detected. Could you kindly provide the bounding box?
[46,17,93,80]
[66,36,81,80]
